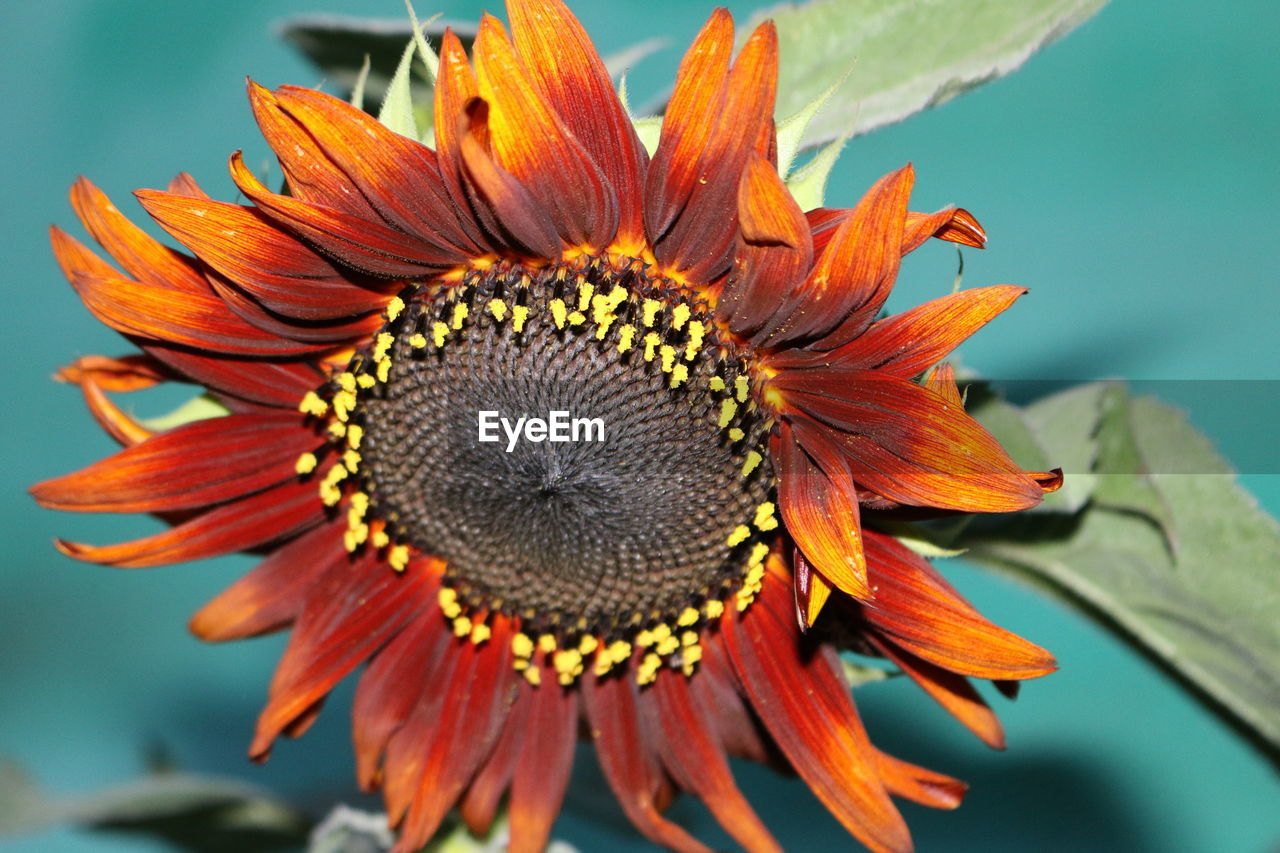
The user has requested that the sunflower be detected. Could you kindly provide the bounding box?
[33,2,1063,851]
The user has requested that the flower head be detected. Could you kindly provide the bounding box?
[34,2,1061,851]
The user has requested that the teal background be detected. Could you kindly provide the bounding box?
[3,1,1278,852]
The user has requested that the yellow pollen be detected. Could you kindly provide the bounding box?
[374,358,390,384]
[636,652,662,686]
[567,310,586,326]
[438,588,462,619]
[643,332,661,362]
[298,391,328,416]
[343,529,361,553]
[357,373,377,389]
[617,324,636,353]
[742,450,763,477]
[512,633,534,658]
[332,390,357,422]
[684,320,705,360]
[749,542,771,566]
[294,452,318,475]
[650,623,672,644]
[655,635,680,656]
[641,299,662,327]
[577,280,594,311]
[409,333,427,348]
[483,298,506,321]
[373,332,394,361]
[524,666,542,687]
[328,421,347,439]
[388,544,410,571]
[537,634,558,654]
[433,321,449,347]
[709,376,726,392]
[550,298,568,329]
[348,491,370,517]
[635,628,654,648]
[681,630,699,647]
[659,345,676,373]
[451,302,468,330]
[735,375,750,402]
[578,635,600,655]
[453,616,472,637]
[607,639,632,665]
[470,623,492,645]
[726,524,751,547]
[553,648,583,677]
[753,502,777,530]
[704,600,725,619]
[728,427,745,441]
[371,528,390,548]
[346,424,364,449]
[718,399,738,427]
[671,303,691,330]
[512,304,529,333]
[386,296,405,321]
[676,607,700,627]
[342,449,361,472]
[338,372,357,393]
[669,364,689,388]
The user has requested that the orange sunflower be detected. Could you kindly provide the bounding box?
[33,2,1063,851]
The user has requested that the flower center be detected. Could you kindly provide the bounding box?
[300,257,779,683]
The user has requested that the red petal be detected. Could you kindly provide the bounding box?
[508,0,649,252]
[874,637,1006,749]
[226,153,461,276]
[645,9,734,243]
[775,286,1028,378]
[473,14,617,250]
[433,29,484,227]
[204,271,384,345]
[135,188,395,320]
[508,678,577,853]
[75,378,153,447]
[352,611,452,789]
[583,670,712,853]
[902,207,986,253]
[649,671,783,853]
[252,555,439,756]
[775,421,870,598]
[862,530,1057,680]
[31,412,319,513]
[190,518,347,642]
[873,748,967,810]
[57,354,167,391]
[69,177,208,293]
[457,98,562,259]
[774,166,914,347]
[652,21,779,284]
[392,622,518,853]
[267,84,484,256]
[723,564,912,853]
[141,344,322,409]
[718,153,813,341]
[54,478,323,568]
[773,370,1045,512]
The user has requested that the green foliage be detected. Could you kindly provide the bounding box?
[960,382,1280,753]
[752,0,1108,151]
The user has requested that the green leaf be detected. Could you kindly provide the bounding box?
[140,393,230,432]
[379,38,422,139]
[963,387,1280,753]
[0,764,309,851]
[775,72,849,179]
[784,127,851,211]
[1019,381,1108,512]
[750,0,1108,151]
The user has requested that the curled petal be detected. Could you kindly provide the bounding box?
[903,206,986,253]
[508,0,649,251]
[473,13,617,249]
[57,354,167,391]
[874,636,1006,749]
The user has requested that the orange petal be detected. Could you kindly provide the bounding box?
[862,530,1058,680]
[773,370,1046,512]
[433,29,481,216]
[792,550,834,631]
[902,206,986,253]
[31,412,318,513]
[873,747,967,810]
[78,379,152,447]
[652,20,779,284]
[507,0,648,252]
[774,166,914,347]
[473,13,616,250]
[69,177,207,293]
[57,354,166,392]
[645,8,734,242]
[776,421,870,599]
[224,153,460,276]
[770,285,1028,378]
[875,637,1006,749]
[718,153,813,340]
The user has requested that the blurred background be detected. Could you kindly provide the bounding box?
[3,0,1278,851]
